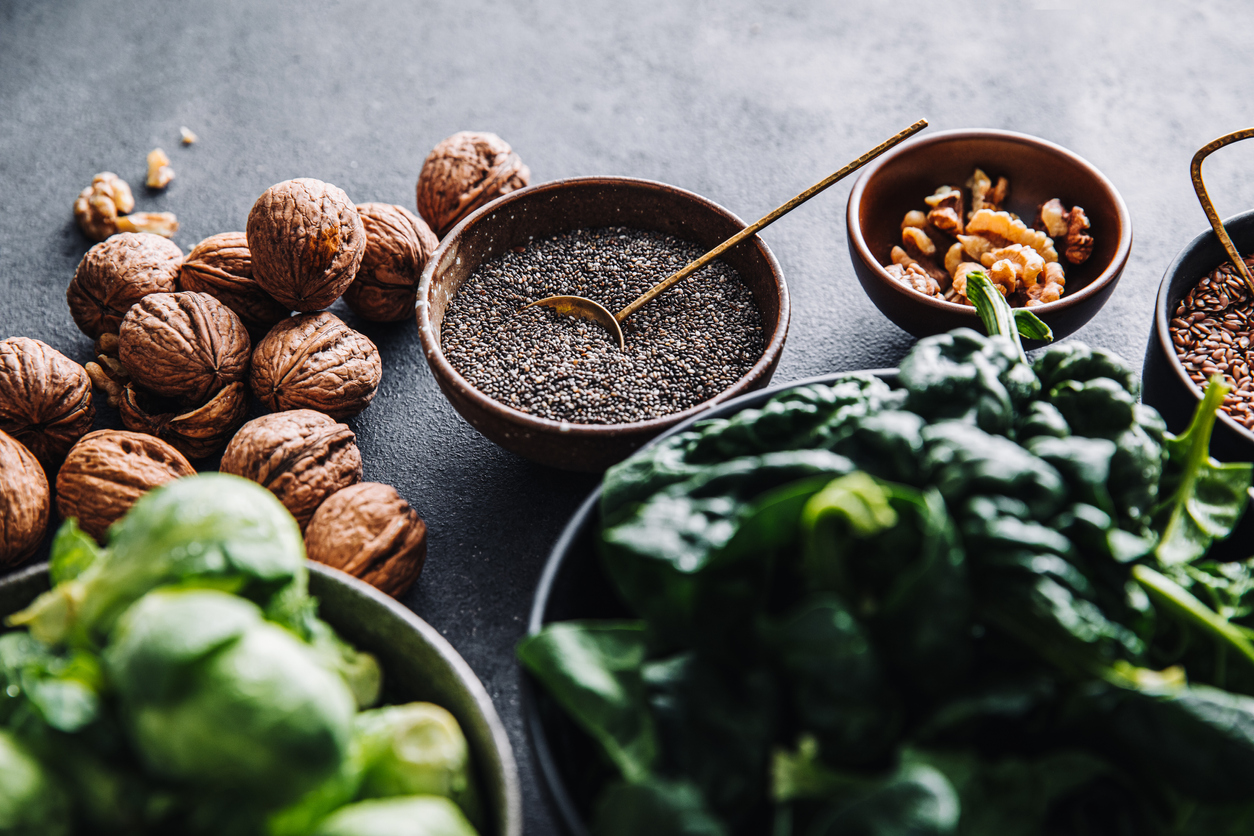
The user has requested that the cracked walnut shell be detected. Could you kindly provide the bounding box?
[416,132,530,238]
[220,410,362,531]
[305,483,428,598]
[0,430,50,567]
[246,178,366,311]
[251,312,382,420]
[57,430,195,543]
[343,203,439,322]
[118,291,251,405]
[179,232,290,334]
[0,337,95,470]
[119,381,249,460]
[68,233,183,339]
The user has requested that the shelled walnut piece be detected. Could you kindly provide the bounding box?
[0,430,50,567]
[246,178,366,312]
[220,410,362,531]
[146,148,174,189]
[251,312,382,421]
[67,233,184,339]
[883,167,1094,308]
[0,337,95,470]
[344,203,440,322]
[416,131,530,238]
[305,483,428,597]
[179,232,290,334]
[74,172,178,241]
[57,430,195,543]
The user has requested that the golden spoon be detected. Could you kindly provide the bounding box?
[521,118,929,349]
[1191,127,1254,296]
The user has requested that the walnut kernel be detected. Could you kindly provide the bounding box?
[343,203,439,322]
[305,482,428,597]
[220,410,362,531]
[74,172,135,241]
[416,132,530,238]
[68,233,183,339]
[179,232,290,334]
[0,338,95,470]
[146,148,174,189]
[0,430,50,567]
[246,178,366,311]
[251,312,382,420]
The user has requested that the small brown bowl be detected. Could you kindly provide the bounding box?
[846,128,1132,340]
[415,176,790,472]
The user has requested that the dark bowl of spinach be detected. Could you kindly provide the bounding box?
[521,315,1254,836]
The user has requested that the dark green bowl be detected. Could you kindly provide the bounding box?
[0,561,522,836]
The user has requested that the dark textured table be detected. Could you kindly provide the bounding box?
[4,1,1254,832]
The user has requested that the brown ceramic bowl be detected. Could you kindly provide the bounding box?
[847,128,1132,340]
[415,176,790,472]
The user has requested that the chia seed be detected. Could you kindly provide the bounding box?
[440,227,766,424]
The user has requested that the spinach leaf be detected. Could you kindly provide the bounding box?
[48,519,102,585]
[1153,377,1253,565]
[592,778,727,836]
[516,621,656,782]
[795,762,960,836]
[966,269,1052,359]
[1033,342,1140,398]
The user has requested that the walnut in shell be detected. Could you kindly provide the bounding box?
[416,132,530,238]
[68,233,184,339]
[118,291,251,405]
[251,312,382,420]
[220,409,362,531]
[343,203,439,322]
[179,232,291,333]
[57,429,195,542]
[246,178,366,311]
[305,482,427,597]
[0,337,95,469]
[0,430,50,567]
[119,381,249,460]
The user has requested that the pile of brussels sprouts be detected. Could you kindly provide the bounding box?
[0,474,483,836]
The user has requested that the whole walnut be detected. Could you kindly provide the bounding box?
[246,178,366,312]
[68,233,183,339]
[179,232,291,334]
[0,337,95,469]
[220,409,362,531]
[57,429,195,542]
[251,312,382,420]
[343,203,439,322]
[0,430,50,567]
[118,292,251,405]
[305,483,427,597]
[119,381,250,460]
[416,131,530,238]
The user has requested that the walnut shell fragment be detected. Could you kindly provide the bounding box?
[0,337,95,469]
[246,178,366,311]
[220,409,362,531]
[0,430,50,567]
[118,381,249,460]
[179,232,291,333]
[57,430,195,542]
[343,203,439,322]
[68,233,183,339]
[118,291,251,405]
[416,132,530,238]
[305,483,427,597]
[251,312,382,420]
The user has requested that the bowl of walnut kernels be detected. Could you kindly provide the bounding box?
[847,128,1132,340]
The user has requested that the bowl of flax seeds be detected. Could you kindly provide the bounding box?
[416,176,790,472]
[1144,207,1254,462]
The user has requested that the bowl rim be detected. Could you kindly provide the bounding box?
[1153,206,1254,447]
[0,560,523,836]
[522,367,896,836]
[846,127,1133,317]
[415,174,791,439]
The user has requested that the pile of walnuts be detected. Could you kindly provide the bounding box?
[0,130,527,594]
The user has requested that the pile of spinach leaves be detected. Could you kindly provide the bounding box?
[520,273,1254,836]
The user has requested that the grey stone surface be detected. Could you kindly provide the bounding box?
[3,0,1254,831]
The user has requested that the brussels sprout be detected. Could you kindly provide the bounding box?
[104,589,355,807]
[12,474,307,647]
[0,728,71,836]
[311,796,479,836]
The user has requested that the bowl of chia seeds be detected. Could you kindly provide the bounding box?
[416,176,789,471]
[1143,207,1254,462]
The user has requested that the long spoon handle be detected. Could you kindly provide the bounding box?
[613,118,929,322]
[1191,127,1254,297]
